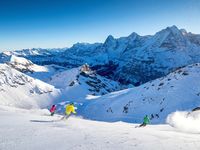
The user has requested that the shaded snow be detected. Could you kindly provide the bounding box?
[48,67,80,89]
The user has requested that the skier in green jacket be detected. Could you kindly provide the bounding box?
[139,115,150,127]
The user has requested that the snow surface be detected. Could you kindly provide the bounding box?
[0,64,60,109]
[1,107,200,150]
[26,64,66,82]
[1,26,200,150]
[9,55,48,72]
[167,110,200,133]
[80,63,200,123]
[48,66,121,103]
[8,55,66,82]
[48,67,80,89]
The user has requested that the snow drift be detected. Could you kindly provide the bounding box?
[167,110,200,133]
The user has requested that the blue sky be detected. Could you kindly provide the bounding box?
[0,0,200,51]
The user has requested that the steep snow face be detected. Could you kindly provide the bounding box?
[0,64,60,109]
[116,26,199,85]
[149,25,188,49]
[48,67,80,89]
[48,65,122,102]
[80,63,200,123]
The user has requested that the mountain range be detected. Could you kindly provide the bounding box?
[1,25,200,123]
[1,25,200,86]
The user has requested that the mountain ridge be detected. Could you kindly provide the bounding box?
[1,25,200,86]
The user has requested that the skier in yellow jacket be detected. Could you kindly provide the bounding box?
[65,103,76,119]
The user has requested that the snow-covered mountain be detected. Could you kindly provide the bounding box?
[93,26,200,85]
[6,55,66,82]
[48,64,122,103]
[8,55,48,73]
[0,55,123,110]
[0,64,60,109]
[2,26,200,86]
[80,63,200,123]
[1,25,200,123]
[2,48,67,57]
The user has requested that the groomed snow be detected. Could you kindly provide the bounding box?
[1,107,200,150]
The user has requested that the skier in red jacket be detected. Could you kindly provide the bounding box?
[50,105,56,116]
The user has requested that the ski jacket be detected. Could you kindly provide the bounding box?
[143,116,150,124]
[65,104,76,115]
[50,105,56,113]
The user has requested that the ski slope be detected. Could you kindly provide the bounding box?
[80,63,200,123]
[0,107,200,150]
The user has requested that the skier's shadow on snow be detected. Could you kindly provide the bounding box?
[30,120,55,123]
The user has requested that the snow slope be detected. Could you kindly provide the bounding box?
[7,55,66,82]
[80,63,200,123]
[1,108,200,150]
[48,65,122,103]
[0,64,60,109]
[9,55,48,72]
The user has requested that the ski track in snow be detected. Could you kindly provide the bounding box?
[1,109,200,150]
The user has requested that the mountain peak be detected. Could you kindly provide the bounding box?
[165,25,180,34]
[105,35,115,42]
[155,25,183,39]
[104,35,116,46]
[128,32,139,38]
[168,25,178,29]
